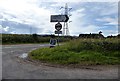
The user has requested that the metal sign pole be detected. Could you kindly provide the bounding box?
[58,33,59,46]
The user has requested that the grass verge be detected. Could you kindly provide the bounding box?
[29,38,120,65]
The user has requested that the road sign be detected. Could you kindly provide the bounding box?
[55,31,62,34]
[50,15,69,22]
[55,22,62,31]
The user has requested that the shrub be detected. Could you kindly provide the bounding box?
[29,38,120,65]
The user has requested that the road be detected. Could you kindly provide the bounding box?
[2,44,119,79]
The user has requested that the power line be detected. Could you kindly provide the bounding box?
[60,3,72,36]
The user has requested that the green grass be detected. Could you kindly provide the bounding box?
[29,38,120,65]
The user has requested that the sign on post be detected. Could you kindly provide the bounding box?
[55,31,62,34]
[51,15,69,22]
[55,22,62,31]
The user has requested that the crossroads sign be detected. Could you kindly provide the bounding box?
[50,15,69,22]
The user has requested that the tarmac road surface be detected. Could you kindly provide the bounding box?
[2,44,119,79]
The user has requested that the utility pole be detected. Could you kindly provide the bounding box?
[60,3,72,36]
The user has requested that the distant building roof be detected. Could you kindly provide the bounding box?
[79,33,104,38]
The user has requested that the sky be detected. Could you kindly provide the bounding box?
[0,0,119,37]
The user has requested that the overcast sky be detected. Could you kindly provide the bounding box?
[0,0,119,36]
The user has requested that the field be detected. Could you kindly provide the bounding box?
[29,38,120,65]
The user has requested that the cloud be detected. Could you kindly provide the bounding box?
[96,17,118,25]
[101,30,118,36]
[68,2,118,35]
[3,26,9,32]
[0,0,55,34]
[1,20,44,34]
[69,25,100,36]
[100,2,118,16]
[27,0,119,2]
[0,0,52,25]
[0,25,10,33]
[0,1,118,36]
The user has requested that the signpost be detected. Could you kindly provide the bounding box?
[50,14,69,46]
[51,15,69,22]
[55,31,62,34]
[54,22,62,46]
[55,22,62,31]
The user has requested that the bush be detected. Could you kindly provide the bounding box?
[2,34,72,44]
[29,38,120,65]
